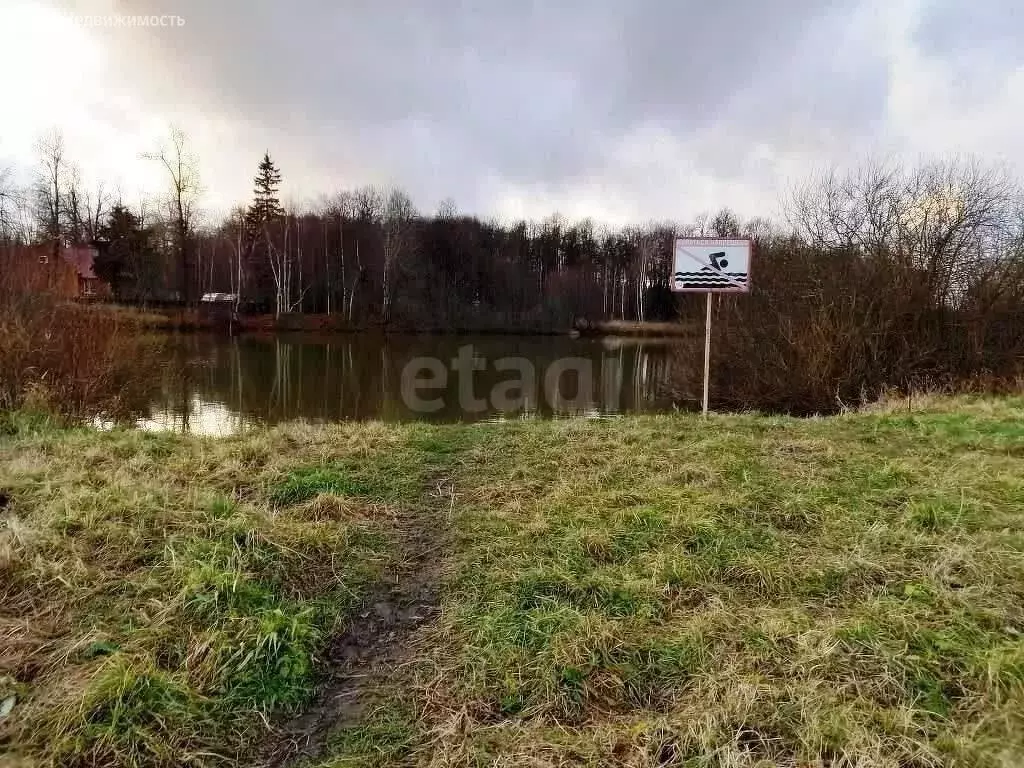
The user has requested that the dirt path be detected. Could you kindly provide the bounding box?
[257,475,455,767]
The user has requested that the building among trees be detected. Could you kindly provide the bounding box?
[1,241,109,299]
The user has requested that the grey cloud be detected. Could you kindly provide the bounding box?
[54,0,1024,220]
[914,0,1023,60]
[908,0,1024,115]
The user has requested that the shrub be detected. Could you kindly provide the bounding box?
[665,162,1024,413]
[0,253,166,420]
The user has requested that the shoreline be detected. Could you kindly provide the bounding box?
[98,304,700,339]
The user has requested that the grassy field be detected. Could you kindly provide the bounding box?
[1,396,1023,767]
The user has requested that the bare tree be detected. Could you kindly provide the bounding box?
[788,159,1019,306]
[692,211,710,237]
[63,166,110,245]
[382,188,415,322]
[145,127,201,305]
[710,208,741,237]
[634,229,658,322]
[226,207,247,310]
[437,197,457,220]
[743,216,774,241]
[265,217,292,317]
[349,235,362,324]
[321,191,362,319]
[353,186,384,222]
[34,130,67,259]
[0,165,31,245]
[264,209,311,317]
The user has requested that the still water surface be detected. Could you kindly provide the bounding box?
[141,333,685,435]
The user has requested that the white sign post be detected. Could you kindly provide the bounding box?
[670,237,753,416]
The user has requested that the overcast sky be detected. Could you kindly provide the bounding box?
[1,0,1021,225]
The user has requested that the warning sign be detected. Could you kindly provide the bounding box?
[671,237,752,293]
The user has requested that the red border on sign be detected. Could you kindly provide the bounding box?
[670,236,754,293]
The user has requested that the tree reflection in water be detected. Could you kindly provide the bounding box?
[140,333,682,435]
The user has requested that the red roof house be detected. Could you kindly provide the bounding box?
[60,244,109,298]
[0,242,110,300]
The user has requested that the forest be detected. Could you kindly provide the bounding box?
[1,129,759,329]
[2,128,1024,412]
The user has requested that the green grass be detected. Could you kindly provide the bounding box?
[313,703,420,767]
[398,396,1024,767]
[0,419,439,766]
[3,396,1024,766]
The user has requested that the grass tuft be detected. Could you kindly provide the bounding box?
[270,467,372,506]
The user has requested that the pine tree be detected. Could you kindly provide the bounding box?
[95,204,156,300]
[245,151,283,235]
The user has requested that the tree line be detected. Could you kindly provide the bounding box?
[0,129,755,330]
[2,127,1023,410]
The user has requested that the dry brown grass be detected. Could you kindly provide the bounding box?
[0,296,168,421]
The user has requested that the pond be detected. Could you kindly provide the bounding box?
[140,333,688,435]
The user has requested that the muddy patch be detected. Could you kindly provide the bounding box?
[257,480,452,768]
